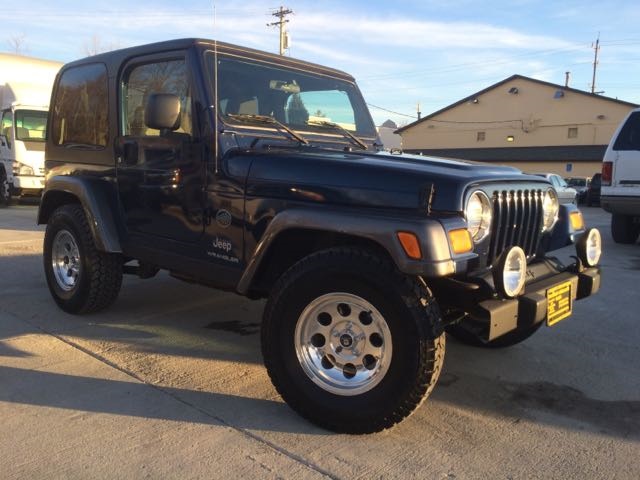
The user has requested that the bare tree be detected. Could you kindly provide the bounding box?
[83,35,119,56]
[7,34,28,54]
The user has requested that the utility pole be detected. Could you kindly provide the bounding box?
[267,6,293,55]
[417,102,421,120]
[591,35,600,94]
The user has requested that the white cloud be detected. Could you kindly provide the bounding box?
[292,12,574,50]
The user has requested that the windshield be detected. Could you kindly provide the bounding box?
[566,178,587,187]
[206,52,377,139]
[14,110,48,142]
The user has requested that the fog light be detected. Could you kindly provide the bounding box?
[576,228,602,267]
[494,246,527,298]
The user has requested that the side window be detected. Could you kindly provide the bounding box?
[122,59,192,137]
[613,112,640,151]
[51,63,109,147]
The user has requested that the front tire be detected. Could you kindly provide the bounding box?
[0,168,11,206]
[611,214,640,244]
[43,204,123,314]
[261,248,445,433]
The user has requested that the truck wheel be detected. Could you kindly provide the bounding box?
[0,169,10,206]
[43,204,123,314]
[611,214,640,244]
[447,320,543,349]
[261,247,445,433]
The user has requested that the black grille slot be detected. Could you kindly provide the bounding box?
[487,189,543,266]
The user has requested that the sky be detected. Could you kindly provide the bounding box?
[3,0,640,126]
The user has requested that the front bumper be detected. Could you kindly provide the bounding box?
[13,175,46,191]
[470,262,600,341]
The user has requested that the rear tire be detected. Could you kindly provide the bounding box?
[262,247,445,433]
[611,214,640,244]
[43,204,123,314]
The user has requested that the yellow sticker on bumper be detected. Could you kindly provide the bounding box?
[547,281,572,326]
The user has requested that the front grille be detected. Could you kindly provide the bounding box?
[487,189,544,266]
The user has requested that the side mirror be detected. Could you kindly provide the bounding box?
[0,133,9,149]
[145,93,181,131]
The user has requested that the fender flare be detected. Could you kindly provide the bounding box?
[38,176,123,253]
[236,208,460,295]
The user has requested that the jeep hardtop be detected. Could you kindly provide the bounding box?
[39,38,602,433]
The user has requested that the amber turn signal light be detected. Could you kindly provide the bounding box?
[448,228,473,254]
[397,232,422,260]
[569,211,584,231]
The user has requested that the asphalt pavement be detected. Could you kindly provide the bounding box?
[1,203,638,479]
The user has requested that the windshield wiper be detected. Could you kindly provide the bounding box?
[306,119,368,150]
[226,113,309,146]
[62,142,103,150]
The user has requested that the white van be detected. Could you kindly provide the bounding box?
[601,107,640,244]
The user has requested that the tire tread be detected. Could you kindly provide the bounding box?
[45,204,122,314]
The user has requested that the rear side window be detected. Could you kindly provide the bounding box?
[613,112,640,151]
[51,63,109,148]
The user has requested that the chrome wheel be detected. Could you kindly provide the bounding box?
[295,292,393,396]
[51,229,81,291]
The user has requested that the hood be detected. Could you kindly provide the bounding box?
[241,148,551,212]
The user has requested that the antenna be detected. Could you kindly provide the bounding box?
[213,1,219,174]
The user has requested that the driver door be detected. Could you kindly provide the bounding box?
[116,55,205,244]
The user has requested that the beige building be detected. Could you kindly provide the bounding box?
[396,75,638,178]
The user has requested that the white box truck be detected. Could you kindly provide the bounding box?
[1,53,62,205]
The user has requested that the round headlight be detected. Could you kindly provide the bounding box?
[465,191,492,242]
[577,228,602,267]
[494,246,527,298]
[542,188,559,232]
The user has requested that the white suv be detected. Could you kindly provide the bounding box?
[602,108,640,244]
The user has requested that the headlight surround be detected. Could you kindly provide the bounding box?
[465,191,492,243]
[576,228,602,267]
[493,246,527,298]
[542,188,559,232]
[12,162,35,176]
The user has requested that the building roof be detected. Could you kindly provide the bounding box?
[396,74,639,133]
[403,145,607,163]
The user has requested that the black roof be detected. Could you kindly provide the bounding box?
[396,74,639,133]
[61,38,355,82]
[404,145,608,163]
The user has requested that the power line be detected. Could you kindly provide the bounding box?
[366,103,416,119]
[359,44,589,81]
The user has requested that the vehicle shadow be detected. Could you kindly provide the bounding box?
[0,365,325,435]
[434,339,640,441]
